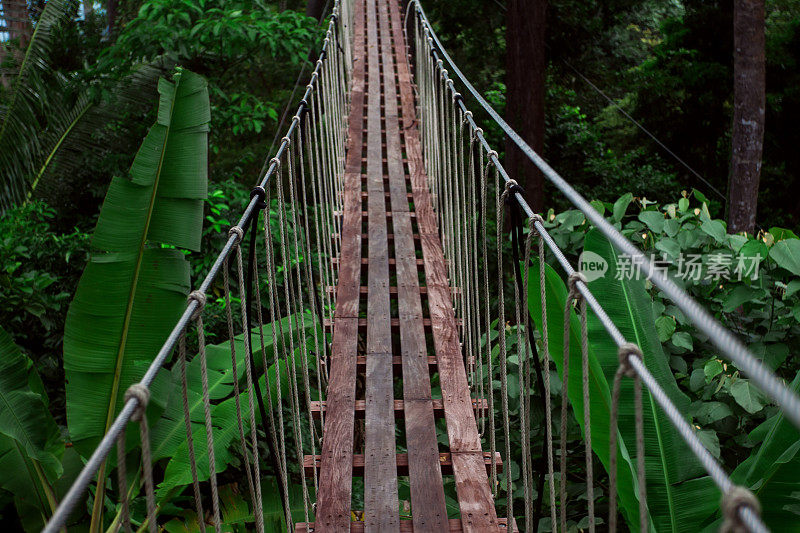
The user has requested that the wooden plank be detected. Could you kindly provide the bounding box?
[332,232,421,242]
[323,317,463,331]
[354,354,475,376]
[325,285,460,296]
[310,398,488,419]
[304,451,502,477]
[378,0,448,531]
[315,318,359,531]
[314,0,367,528]
[363,0,399,530]
[333,210,417,219]
[296,518,518,532]
[387,0,500,530]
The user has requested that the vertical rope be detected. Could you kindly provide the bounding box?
[482,153,498,495]
[188,291,222,532]
[498,178,515,523]
[222,229,261,531]
[124,384,156,533]
[116,429,131,533]
[609,342,647,533]
[178,333,206,533]
[262,171,293,529]
[533,217,558,531]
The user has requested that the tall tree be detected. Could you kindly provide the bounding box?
[727,0,765,233]
[0,0,32,80]
[2,0,31,45]
[306,0,325,21]
[505,0,547,212]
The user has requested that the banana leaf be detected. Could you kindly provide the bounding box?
[526,260,644,529]
[152,313,320,496]
[724,372,800,530]
[583,229,718,530]
[64,68,209,458]
[0,326,63,527]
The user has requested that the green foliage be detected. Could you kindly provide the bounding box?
[0,202,89,375]
[152,314,313,495]
[0,0,74,210]
[526,261,644,530]
[0,326,63,530]
[64,68,209,458]
[530,191,800,529]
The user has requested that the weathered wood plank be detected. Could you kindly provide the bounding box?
[387,0,500,530]
[378,0,448,530]
[314,0,367,528]
[310,398,489,419]
[295,518,518,532]
[323,317,463,331]
[363,0,399,530]
[304,451,502,477]
[315,318,360,531]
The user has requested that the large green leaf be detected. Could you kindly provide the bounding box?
[583,229,718,530]
[152,313,319,497]
[727,372,800,530]
[526,261,644,529]
[0,0,73,210]
[0,326,63,527]
[64,68,209,458]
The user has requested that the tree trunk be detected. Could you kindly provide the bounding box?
[107,0,118,33]
[0,0,32,85]
[727,0,765,234]
[505,0,546,212]
[306,0,326,21]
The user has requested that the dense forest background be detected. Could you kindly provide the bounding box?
[2,0,800,530]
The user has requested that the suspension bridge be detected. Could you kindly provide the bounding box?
[42,0,800,532]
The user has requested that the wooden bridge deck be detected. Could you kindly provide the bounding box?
[295,0,506,531]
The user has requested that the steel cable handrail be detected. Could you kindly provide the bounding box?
[40,6,347,531]
[408,0,800,431]
[407,3,773,531]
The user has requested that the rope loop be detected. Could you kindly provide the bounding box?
[124,383,150,422]
[567,271,587,301]
[502,179,524,205]
[291,115,301,124]
[721,486,761,532]
[228,225,245,244]
[187,290,207,319]
[270,156,282,170]
[281,135,291,146]
[530,214,545,237]
[617,342,643,378]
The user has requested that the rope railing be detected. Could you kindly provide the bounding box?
[408,0,800,432]
[407,2,774,531]
[41,2,353,531]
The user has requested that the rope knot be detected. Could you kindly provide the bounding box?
[269,156,282,169]
[504,178,525,200]
[281,135,291,145]
[567,271,587,300]
[250,185,267,210]
[228,225,244,243]
[530,214,545,236]
[125,383,150,422]
[617,342,643,378]
[187,290,206,319]
[721,486,761,533]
